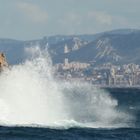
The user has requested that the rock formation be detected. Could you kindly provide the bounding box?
[0,53,8,71]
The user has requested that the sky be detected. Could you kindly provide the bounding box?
[0,0,140,40]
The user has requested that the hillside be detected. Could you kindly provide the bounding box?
[0,29,140,65]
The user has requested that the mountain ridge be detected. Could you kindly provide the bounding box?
[0,28,140,65]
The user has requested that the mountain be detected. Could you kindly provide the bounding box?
[49,29,140,65]
[0,29,140,65]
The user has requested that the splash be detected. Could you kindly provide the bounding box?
[61,82,134,128]
[0,46,134,128]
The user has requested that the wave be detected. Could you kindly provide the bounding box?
[0,46,135,129]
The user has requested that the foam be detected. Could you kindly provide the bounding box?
[0,46,135,128]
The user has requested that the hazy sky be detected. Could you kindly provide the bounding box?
[0,0,140,40]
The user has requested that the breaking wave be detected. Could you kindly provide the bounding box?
[0,46,135,129]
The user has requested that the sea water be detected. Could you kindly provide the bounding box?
[0,47,139,139]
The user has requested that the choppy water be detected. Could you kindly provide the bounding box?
[0,47,140,139]
[0,126,140,140]
[0,88,140,140]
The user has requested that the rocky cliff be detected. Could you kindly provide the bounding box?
[0,53,8,71]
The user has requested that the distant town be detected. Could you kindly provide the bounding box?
[54,60,140,87]
[53,45,140,87]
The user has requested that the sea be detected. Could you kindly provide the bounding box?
[0,88,140,140]
[0,47,140,139]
